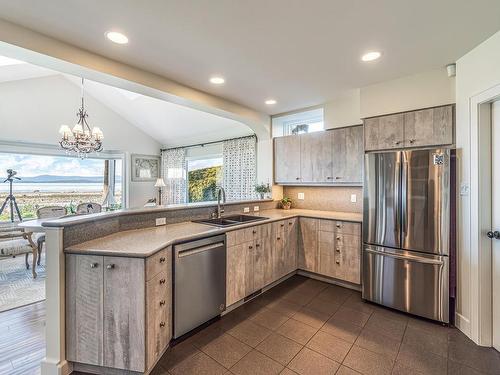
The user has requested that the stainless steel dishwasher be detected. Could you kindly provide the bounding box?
[173,234,226,338]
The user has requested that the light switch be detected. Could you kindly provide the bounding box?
[156,217,166,226]
[243,207,250,213]
[351,194,357,203]
[298,192,305,200]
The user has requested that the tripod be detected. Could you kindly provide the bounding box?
[0,171,22,222]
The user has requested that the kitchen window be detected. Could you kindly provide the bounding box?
[272,107,324,137]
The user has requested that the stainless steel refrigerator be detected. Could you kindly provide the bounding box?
[363,148,453,323]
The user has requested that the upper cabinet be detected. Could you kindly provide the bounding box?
[274,125,363,186]
[364,105,454,151]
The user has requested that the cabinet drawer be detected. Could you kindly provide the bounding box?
[334,221,361,235]
[335,233,361,249]
[146,271,169,369]
[226,227,255,245]
[146,247,169,281]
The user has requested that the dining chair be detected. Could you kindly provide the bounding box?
[36,205,67,266]
[76,202,102,215]
[0,224,38,278]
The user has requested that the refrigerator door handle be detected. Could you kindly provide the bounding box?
[401,153,408,241]
[395,158,402,244]
[364,247,444,265]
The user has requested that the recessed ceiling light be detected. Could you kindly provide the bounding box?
[106,31,129,44]
[265,99,277,105]
[361,51,382,62]
[209,76,225,85]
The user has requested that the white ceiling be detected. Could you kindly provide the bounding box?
[0,62,253,147]
[0,0,499,115]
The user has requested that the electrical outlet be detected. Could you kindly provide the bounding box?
[243,207,250,213]
[298,192,305,200]
[155,217,166,226]
[351,194,357,203]
[253,206,260,212]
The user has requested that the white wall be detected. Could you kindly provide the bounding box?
[360,68,455,118]
[0,75,162,207]
[455,30,500,339]
[324,89,361,128]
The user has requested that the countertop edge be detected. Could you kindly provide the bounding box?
[64,209,362,258]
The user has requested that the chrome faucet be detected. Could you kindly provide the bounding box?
[216,187,226,218]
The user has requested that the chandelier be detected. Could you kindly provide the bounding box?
[59,78,103,157]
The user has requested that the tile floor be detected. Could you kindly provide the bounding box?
[149,275,500,375]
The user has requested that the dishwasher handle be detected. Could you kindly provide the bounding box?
[177,242,225,258]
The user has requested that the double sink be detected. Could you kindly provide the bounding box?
[193,214,268,227]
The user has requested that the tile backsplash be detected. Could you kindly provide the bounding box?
[283,186,363,213]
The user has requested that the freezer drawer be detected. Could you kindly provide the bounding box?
[362,245,449,322]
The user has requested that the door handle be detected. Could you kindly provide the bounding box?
[487,231,500,239]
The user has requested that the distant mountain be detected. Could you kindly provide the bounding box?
[18,175,122,183]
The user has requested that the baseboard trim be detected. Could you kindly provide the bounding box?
[455,312,471,336]
[41,358,72,375]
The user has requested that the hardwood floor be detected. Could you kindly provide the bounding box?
[0,302,45,375]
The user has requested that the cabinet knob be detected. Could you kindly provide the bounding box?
[277,237,281,240]
[336,248,341,253]
[253,230,257,234]
[90,262,98,268]
[335,176,342,180]
[256,243,260,248]
[160,278,166,285]
[395,141,402,145]
[336,260,341,265]
[336,236,341,240]
[288,222,293,225]
[249,245,253,249]
[160,300,166,306]
[326,176,333,180]
[280,223,284,227]
[296,177,300,180]
[336,223,341,228]
[106,264,115,270]
[160,322,166,328]
[409,139,416,144]
[159,257,166,263]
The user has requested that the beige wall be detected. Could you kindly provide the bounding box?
[283,186,362,213]
[324,89,361,129]
[360,68,456,118]
[455,30,500,340]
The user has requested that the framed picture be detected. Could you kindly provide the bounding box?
[131,154,160,182]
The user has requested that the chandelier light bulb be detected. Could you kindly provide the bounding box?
[72,123,83,135]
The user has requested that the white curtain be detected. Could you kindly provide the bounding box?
[161,148,187,204]
[222,136,257,201]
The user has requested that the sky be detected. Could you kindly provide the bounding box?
[0,153,106,177]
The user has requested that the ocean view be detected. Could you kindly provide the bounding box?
[0,182,122,193]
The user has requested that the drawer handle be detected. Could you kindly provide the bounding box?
[395,141,402,145]
[280,223,284,227]
[336,224,341,228]
[159,300,166,306]
[159,257,166,263]
[106,264,115,270]
[288,222,293,225]
[160,322,165,328]
[277,237,281,240]
[335,176,343,180]
[409,139,416,144]
[336,236,341,240]
[326,176,333,180]
[249,245,253,249]
[336,248,341,253]
[336,260,340,265]
[253,230,257,234]
[90,262,98,268]
[256,243,260,248]
[160,278,166,285]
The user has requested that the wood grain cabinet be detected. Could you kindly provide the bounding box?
[66,248,172,373]
[364,105,454,151]
[274,125,363,186]
[299,218,361,284]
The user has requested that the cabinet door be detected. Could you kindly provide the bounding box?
[254,236,274,291]
[298,218,318,272]
[337,233,361,284]
[344,126,364,183]
[66,254,104,366]
[227,241,254,305]
[300,132,333,183]
[274,135,301,183]
[404,105,453,147]
[285,218,298,273]
[364,114,404,151]
[318,230,339,278]
[103,256,145,372]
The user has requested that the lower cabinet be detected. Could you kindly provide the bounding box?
[299,218,361,284]
[66,248,172,373]
[226,220,299,306]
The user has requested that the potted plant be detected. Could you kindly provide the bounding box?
[280,197,292,210]
[255,183,271,199]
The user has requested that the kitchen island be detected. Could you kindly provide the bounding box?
[40,202,361,375]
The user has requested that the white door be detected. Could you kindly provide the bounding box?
[492,100,500,351]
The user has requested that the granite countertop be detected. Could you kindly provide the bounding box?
[65,209,362,257]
